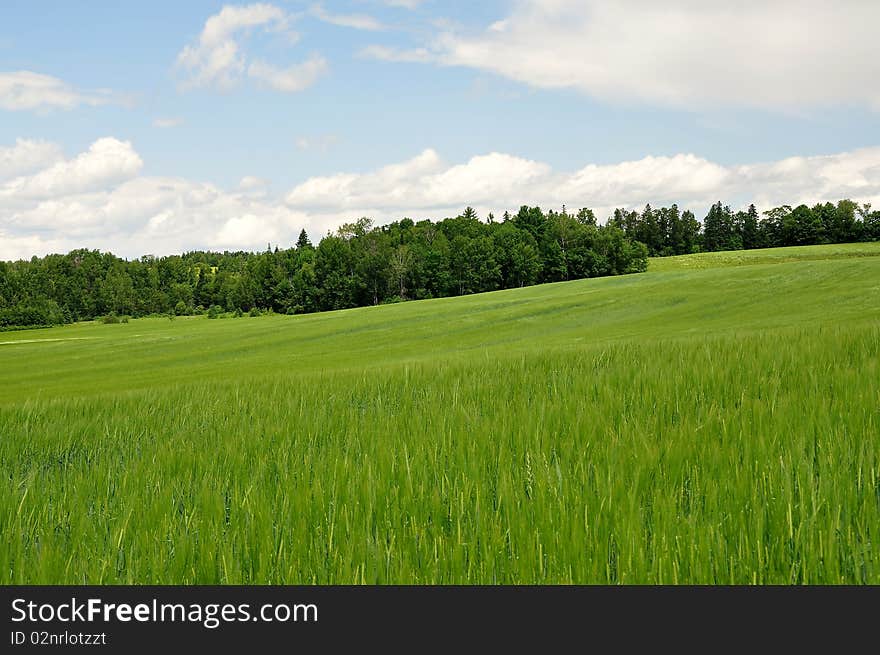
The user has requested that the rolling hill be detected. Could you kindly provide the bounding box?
[2,242,878,583]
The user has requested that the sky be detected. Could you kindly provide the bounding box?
[1,0,879,259]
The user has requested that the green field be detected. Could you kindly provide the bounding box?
[2,243,879,584]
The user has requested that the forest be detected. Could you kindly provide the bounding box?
[1,200,878,328]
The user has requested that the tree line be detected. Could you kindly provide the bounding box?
[610,199,878,257]
[2,200,877,329]
[0,206,648,328]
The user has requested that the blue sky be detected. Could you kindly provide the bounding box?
[1,1,879,258]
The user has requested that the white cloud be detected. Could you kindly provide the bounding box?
[554,155,731,209]
[2,137,879,260]
[247,55,328,92]
[0,139,64,181]
[310,4,385,31]
[0,138,142,201]
[176,3,319,92]
[0,232,67,262]
[364,0,880,111]
[238,175,270,199]
[215,214,282,247]
[153,117,184,128]
[0,138,314,259]
[286,146,880,223]
[736,149,880,211]
[1,174,308,259]
[0,71,115,112]
[287,148,444,209]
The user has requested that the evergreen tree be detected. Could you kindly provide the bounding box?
[461,206,478,221]
[741,204,760,249]
[296,229,313,250]
[702,202,725,252]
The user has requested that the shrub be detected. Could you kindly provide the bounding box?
[101,313,120,324]
[0,299,67,328]
[207,305,222,319]
[248,307,261,317]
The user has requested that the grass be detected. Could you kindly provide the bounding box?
[2,242,879,583]
[647,241,880,272]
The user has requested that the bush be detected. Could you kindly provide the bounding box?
[121,316,130,323]
[207,305,222,319]
[233,308,244,318]
[101,313,120,324]
[248,307,261,317]
[174,300,188,316]
[0,299,67,328]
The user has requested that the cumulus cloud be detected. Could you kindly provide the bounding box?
[2,137,879,260]
[0,139,64,181]
[176,3,326,93]
[286,148,444,209]
[737,149,880,211]
[286,146,880,224]
[215,213,282,248]
[0,138,142,201]
[363,0,880,111]
[237,175,270,199]
[0,176,309,262]
[554,155,731,210]
[0,71,115,112]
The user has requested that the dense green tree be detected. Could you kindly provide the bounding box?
[860,204,879,241]
[315,235,357,310]
[760,205,790,247]
[296,229,313,250]
[512,206,547,242]
[461,206,479,222]
[415,227,452,298]
[576,207,597,226]
[389,244,414,299]
[745,204,760,249]
[703,202,738,251]
[101,267,135,315]
[354,229,391,305]
[3,196,872,329]
[784,205,824,246]
[496,223,541,287]
[833,200,860,243]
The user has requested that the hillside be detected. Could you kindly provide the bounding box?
[2,242,879,402]
[2,242,879,583]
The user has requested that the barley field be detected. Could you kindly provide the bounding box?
[2,243,879,583]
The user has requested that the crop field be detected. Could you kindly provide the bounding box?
[2,242,879,584]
